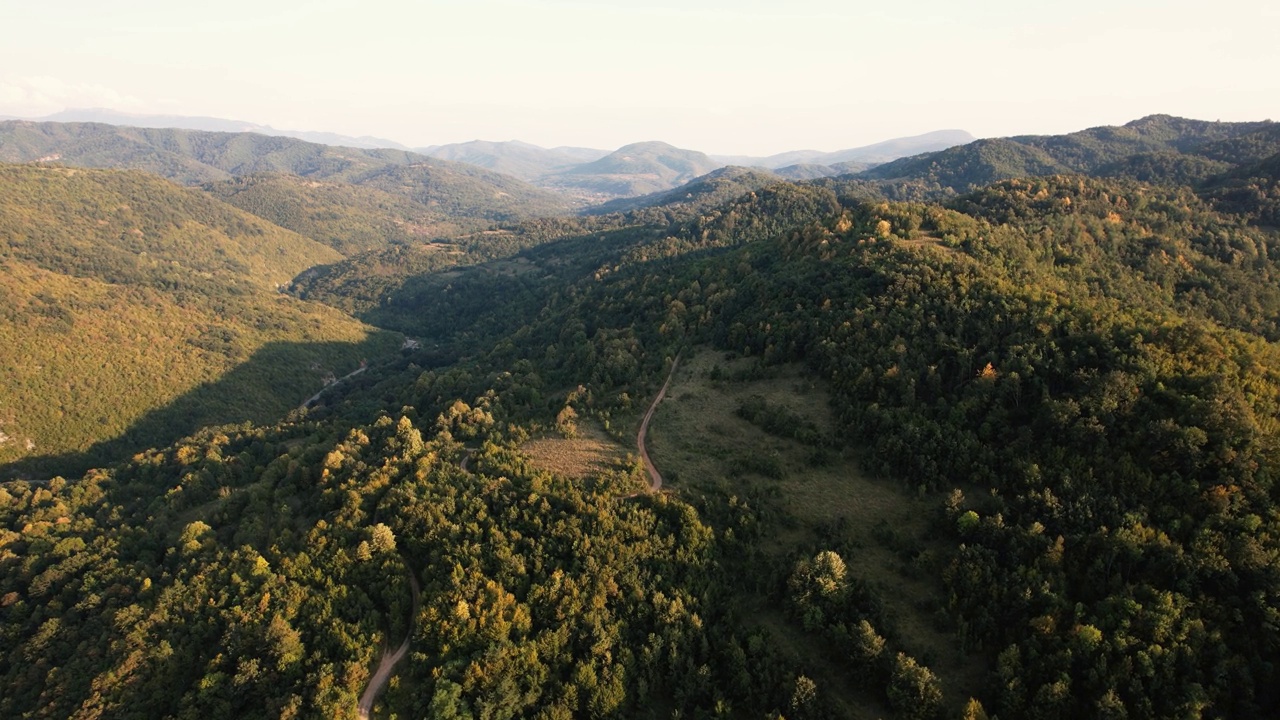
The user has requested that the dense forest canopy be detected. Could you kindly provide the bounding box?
[3,115,1280,719]
[861,115,1279,197]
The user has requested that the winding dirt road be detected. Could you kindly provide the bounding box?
[637,354,680,492]
[357,556,421,720]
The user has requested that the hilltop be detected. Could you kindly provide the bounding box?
[585,165,787,215]
[539,140,723,199]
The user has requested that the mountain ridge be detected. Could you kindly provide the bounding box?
[33,107,412,150]
[3,110,981,201]
[0,120,571,221]
[861,114,1278,193]
[10,107,977,179]
[540,140,724,199]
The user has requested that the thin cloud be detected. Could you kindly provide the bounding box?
[0,75,146,117]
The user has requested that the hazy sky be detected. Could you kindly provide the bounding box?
[2,0,1277,154]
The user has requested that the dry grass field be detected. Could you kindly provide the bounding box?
[519,419,634,482]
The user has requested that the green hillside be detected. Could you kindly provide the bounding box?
[0,121,571,227]
[203,173,483,256]
[0,164,398,475]
[1095,151,1232,185]
[341,162,568,220]
[547,141,723,198]
[1181,124,1280,165]
[292,168,1280,717]
[863,115,1276,194]
[0,165,339,288]
[291,216,640,318]
[861,138,1070,191]
[1202,151,1280,225]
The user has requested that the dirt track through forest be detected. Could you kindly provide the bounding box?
[356,556,421,720]
[637,354,680,491]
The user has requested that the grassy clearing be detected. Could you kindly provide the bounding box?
[646,348,988,708]
[520,419,633,482]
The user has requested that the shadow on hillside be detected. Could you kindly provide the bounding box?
[2,334,409,482]
[359,224,711,343]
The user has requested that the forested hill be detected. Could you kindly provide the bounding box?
[861,114,1278,194]
[5,115,1280,719]
[1202,150,1280,225]
[202,173,492,256]
[0,165,339,288]
[0,164,397,475]
[544,141,723,198]
[334,171,1280,718]
[0,120,570,221]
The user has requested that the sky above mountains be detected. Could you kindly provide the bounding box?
[2,0,1277,155]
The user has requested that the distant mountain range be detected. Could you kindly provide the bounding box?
[578,114,1280,228]
[419,130,977,198]
[8,112,1277,215]
[4,108,976,199]
[0,119,570,220]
